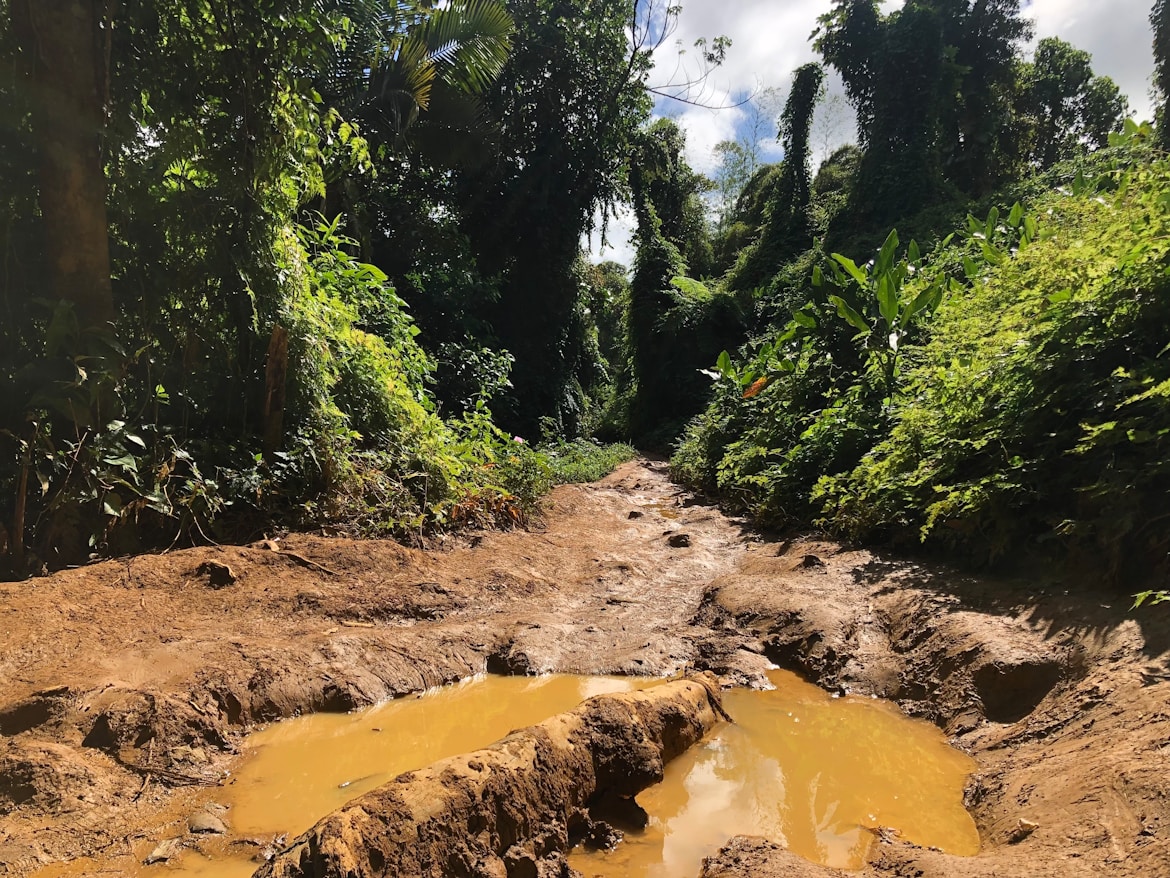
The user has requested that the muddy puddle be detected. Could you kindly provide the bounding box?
[570,670,979,876]
[120,675,655,877]
[75,671,976,878]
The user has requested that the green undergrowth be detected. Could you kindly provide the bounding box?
[1,213,635,572]
[675,127,1170,584]
[543,439,638,485]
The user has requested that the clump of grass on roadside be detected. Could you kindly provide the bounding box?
[542,440,638,485]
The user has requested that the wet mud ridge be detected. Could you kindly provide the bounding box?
[1,459,1169,877]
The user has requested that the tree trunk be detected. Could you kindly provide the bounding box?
[10,0,114,330]
[262,324,289,460]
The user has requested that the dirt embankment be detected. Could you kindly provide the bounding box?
[1,459,1168,878]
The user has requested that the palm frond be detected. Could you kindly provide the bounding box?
[413,0,514,97]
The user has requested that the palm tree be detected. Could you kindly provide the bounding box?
[326,0,514,145]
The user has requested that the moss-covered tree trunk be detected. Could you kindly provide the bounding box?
[1153,0,1170,147]
[11,0,113,329]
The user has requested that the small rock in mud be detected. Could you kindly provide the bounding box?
[628,510,643,519]
[144,838,184,864]
[171,745,208,765]
[668,533,691,548]
[583,819,623,850]
[1010,817,1040,843]
[196,561,236,588]
[188,811,228,834]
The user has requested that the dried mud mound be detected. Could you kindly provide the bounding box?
[259,677,722,878]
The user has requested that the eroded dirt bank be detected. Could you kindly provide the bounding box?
[1,459,1168,877]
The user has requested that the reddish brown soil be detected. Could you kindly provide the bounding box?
[1,459,1168,877]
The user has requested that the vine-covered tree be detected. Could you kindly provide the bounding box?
[1155,0,1170,145]
[1016,37,1128,169]
[816,0,1121,230]
[729,62,824,291]
[628,118,713,277]
[933,0,1032,194]
[458,0,657,437]
[817,1,950,228]
[626,120,743,440]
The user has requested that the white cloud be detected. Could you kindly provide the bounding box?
[649,0,843,171]
[588,204,637,267]
[666,105,745,176]
[656,0,1156,168]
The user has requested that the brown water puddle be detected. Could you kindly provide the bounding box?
[650,502,680,520]
[45,671,977,877]
[118,675,653,877]
[569,669,980,875]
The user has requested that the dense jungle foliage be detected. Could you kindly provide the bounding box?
[0,0,646,575]
[671,3,1170,591]
[2,0,1169,595]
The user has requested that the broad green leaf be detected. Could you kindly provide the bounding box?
[903,282,942,321]
[104,453,138,473]
[103,493,124,517]
[716,350,732,377]
[358,262,389,283]
[979,241,1005,265]
[984,206,999,236]
[830,254,869,287]
[875,229,899,275]
[829,296,870,333]
[876,274,899,328]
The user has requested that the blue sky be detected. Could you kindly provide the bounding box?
[589,0,1157,265]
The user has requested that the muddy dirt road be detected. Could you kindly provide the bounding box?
[1,459,1169,877]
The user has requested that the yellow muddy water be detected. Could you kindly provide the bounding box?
[135,675,654,877]
[63,671,977,877]
[569,669,980,876]
[228,674,657,839]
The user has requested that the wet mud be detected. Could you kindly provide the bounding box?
[0,459,1168,877]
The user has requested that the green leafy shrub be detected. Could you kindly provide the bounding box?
[818,150,1170,578]
[674,228,947,526]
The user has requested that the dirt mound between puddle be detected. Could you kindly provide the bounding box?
[258,677,722,878]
